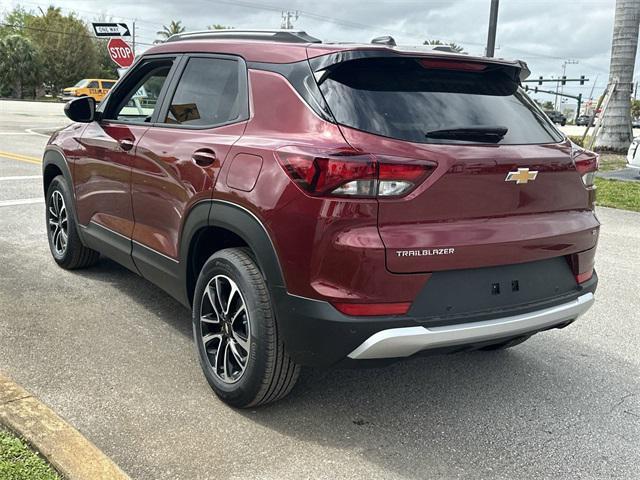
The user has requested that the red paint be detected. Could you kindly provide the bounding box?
[56,39,599,309]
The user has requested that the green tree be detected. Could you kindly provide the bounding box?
[92,39,119,79]
[156,20,186,43]
[631,99,640,119]
[542,100,555,111]
[24,7,100,92]
[0,34,41,98]
[424,39,465,54]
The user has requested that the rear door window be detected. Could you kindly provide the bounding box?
[163,57,247,127]
[318,57,563,145]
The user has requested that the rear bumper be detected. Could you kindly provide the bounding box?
[348,292,593,360]
[273,269,597,367]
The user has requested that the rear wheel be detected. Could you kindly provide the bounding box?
[45,176,99,269]
[192,248,300,408]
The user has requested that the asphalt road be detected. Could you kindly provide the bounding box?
[0,100,638,480]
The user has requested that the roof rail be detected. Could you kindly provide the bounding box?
[166,29,322,44]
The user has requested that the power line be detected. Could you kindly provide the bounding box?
[0,22,156,47]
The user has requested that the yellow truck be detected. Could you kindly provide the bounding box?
[60,79,117,103]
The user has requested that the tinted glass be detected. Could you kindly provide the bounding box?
[319,58,563,145]
[111,63,172,123]
[164,57,241,126]
[102,81,115,89]
[87,81,99,88]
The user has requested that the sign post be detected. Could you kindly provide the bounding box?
[107,38,134,68]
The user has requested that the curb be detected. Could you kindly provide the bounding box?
[0,371,131,480]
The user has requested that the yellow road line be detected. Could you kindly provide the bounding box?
[0,150,42,165]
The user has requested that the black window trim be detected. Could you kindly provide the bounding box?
[97,53,183,126]
[151,52,250,131]
[314,54,566,147]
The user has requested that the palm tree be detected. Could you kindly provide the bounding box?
[595,0,640,151]
[0,34,40,98]
[155,20,186,43]
[424,39,465,54]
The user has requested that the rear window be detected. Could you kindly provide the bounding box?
[318,57,563,145]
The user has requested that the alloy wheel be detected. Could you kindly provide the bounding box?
[48,190,68,256]
[199,275,251,384]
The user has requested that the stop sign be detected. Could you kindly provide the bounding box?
[107,38,134,68]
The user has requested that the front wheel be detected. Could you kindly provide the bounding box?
[45,175,99,269]
[192,248,300,408]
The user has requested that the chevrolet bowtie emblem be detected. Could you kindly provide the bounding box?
[505,168,538,184]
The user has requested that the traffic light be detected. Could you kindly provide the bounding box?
[561,76,566,86]
[535,87,538,93]
[580,75,585,85]
[538,76,543,86]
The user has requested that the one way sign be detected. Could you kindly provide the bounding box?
[92,22,130,37]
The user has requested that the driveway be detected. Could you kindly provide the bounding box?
[0,100,638,479]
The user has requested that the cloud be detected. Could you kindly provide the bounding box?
[4,0,631,102]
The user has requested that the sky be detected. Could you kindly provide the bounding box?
[0,0,634,110]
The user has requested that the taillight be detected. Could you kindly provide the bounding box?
[275,146,435,198]
[332,302,411,316]
[567,247,596,284]
[575,269,594,284]
[571,144,599,187]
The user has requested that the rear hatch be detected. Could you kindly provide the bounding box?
[314,53,599,273]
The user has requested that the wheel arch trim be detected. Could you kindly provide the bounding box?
[179,199,286,306]
[42,146,72,195]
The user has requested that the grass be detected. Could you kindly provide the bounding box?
[0,429,60,480]
[598,153,628,172]
[595,177,640,212]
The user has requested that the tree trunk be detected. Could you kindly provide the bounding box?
[595,0,640,151]
[12,78,22,99]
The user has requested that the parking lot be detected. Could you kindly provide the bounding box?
[0,99,639,479]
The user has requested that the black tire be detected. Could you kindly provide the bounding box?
[45,175,99,269]
[480,335,531,351]
[192,248,300,408]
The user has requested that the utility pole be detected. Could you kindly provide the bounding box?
[486,0,499,57]
[281,10,299,30]
[556,59,579,110]
[595,0,640,151]
[132,21,136,56]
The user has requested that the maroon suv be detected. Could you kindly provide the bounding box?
[43,30,599,407]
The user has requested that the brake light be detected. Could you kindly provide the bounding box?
[571,144,599,187]
[275,146,435,198]
[333,302,411,316]
[418,59,488,72]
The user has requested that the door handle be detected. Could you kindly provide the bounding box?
[118,138,135,151]
[192,149,217,167]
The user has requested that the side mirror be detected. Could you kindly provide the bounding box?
[64,96,95,123]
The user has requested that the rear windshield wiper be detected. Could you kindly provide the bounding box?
[425,126,508,143]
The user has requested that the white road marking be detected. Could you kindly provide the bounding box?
[0,175,41,181]
[0,198,43,207]
[25,128,53,137]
